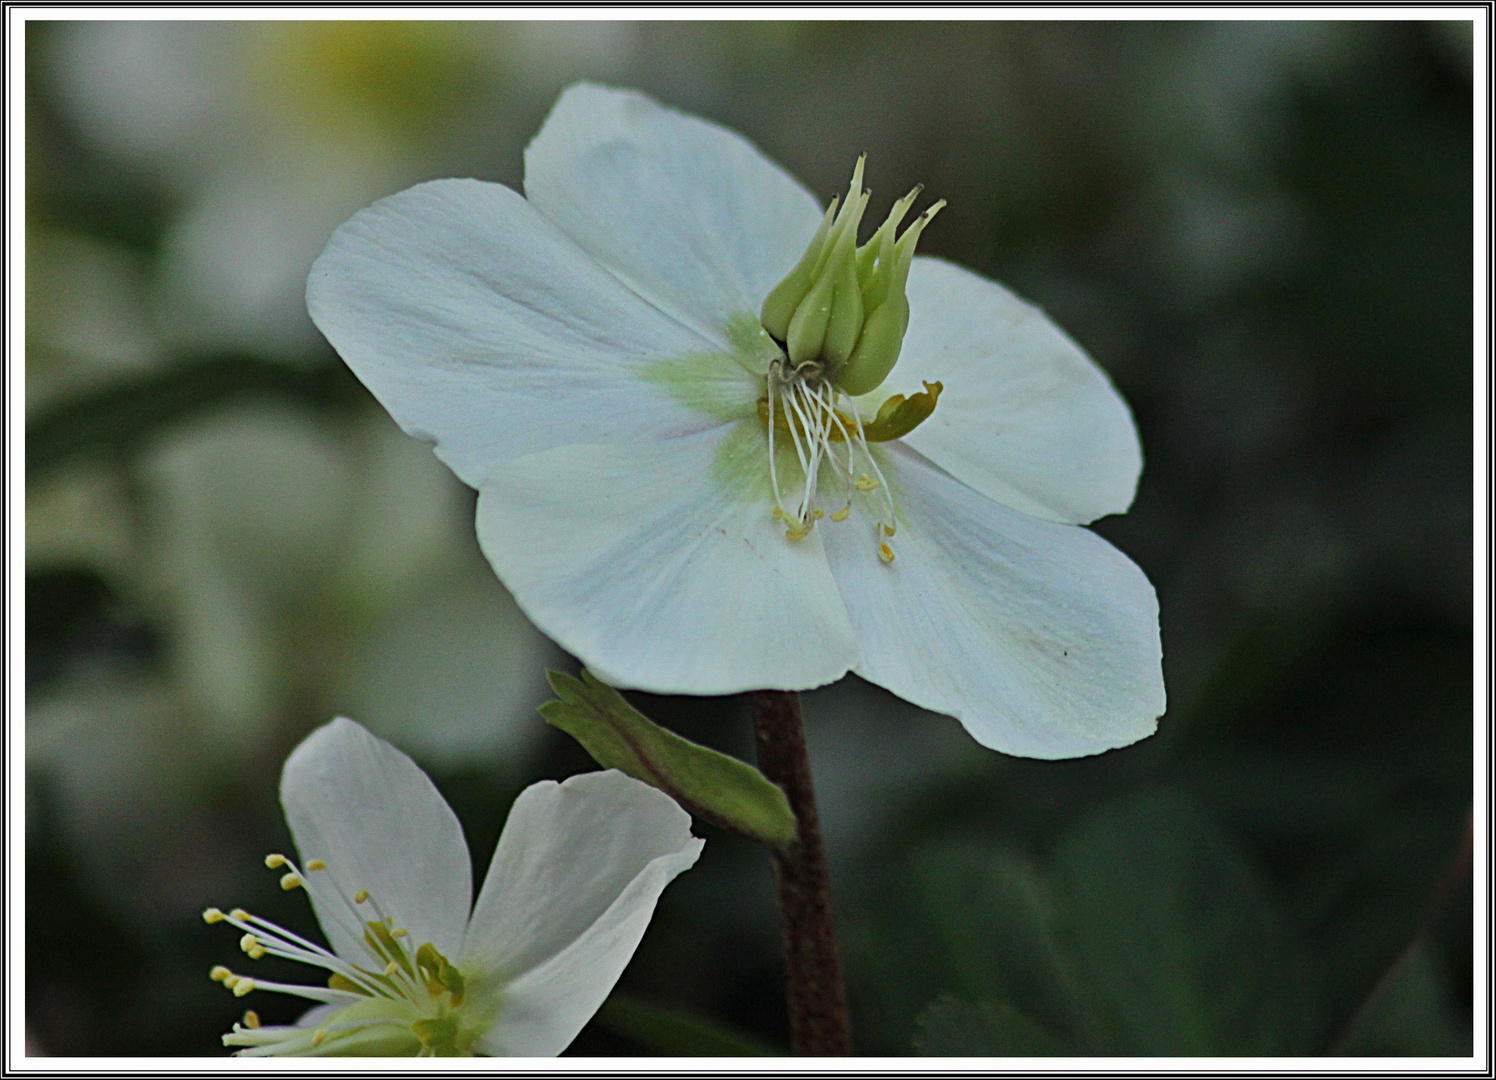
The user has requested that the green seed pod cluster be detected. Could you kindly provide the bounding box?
[760,157,944,397]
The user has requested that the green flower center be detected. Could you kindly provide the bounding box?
[754,158,946,563]
[759,156,944,397]
[206,854,497,1057]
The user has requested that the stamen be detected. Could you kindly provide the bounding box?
[280,873,304,891]
[878,543,896,564]
[242,1011,260,1029]
[203,908,226,924]
[306,859,326,871]
[210,965,233,982]
[354,890,369,904]
[264,854,288,869]
[233,977,256,997]
[831,506,851,522]
[855,474,878,491]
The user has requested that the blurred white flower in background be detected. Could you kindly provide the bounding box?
[207,718,702,1056]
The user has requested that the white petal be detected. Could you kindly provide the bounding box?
[307,178,734,489]
[475,421,858,694]
[463,770,704,1057]
[866,256,1142,525]
[822,447,1164,759]
[524,83,824,348]
[279,717,471,961]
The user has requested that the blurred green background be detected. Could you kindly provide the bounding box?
[25,20,1473,1057]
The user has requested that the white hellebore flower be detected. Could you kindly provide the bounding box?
[204,717,703,1056]
[308,83,1165,759]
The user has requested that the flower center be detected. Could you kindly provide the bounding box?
[756,156,947,564]
[759,155,944,397]
[205,853,491,1057]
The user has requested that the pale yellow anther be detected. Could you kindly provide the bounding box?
[878,542,896,564]
[771,505,785,521]
[232,978,255,997]
[813,508,825,520]
[384,961,400,976]
[306,859,326,871]
[855,474,879,491]
[242,1010,261,1029]
[210,965,233,982]
[354,890,370,904]
[830,505,851,522]
[882,523,896,537]
[279,872,304,891]
[230,909,251,922]
[239,933,259,953]
[785,524,812,542]
[202,908,226,924]
[313,1028,328,1046]
[392,928,409,938]
[264,853,288,869]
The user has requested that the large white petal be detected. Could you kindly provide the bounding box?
[279,717,471,961]
[821,446,1164,759]
[475,421,858,694]
[865,256,1142,526]
[524,83,824,348]
[464,770,703,1057]
[307,178,734,489]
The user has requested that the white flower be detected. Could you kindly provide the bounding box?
[204,717,703,1056]
[307,83,1165,759]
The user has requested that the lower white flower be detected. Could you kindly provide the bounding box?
[204,717,703,1056]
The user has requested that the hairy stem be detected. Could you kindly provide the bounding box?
[751,689,852,1056]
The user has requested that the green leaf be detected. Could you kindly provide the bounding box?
[914,994,1073,1056]
[1054,789,1315,1055]
[595,994,778,1057]
[541,670,796,849]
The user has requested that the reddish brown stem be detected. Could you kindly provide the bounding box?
[752,689,852,1056]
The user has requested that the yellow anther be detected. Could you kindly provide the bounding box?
[313,1028,328,1046]
[230,909,251,922]
[239,933,259,953]
[264,853,288,869]
[384,961,400,976]
[306,859,326,871]
[354,889,369,904]
[210,966,233,982]
[785,524,812,542]
[771,505,785,521]
[855,474,879,491]
[242,1010,260,1029]
[232,978,255,997]
[878,542,896,564]
[830,505,851,522]
[279,873,304,891]
[392,928,409,938]
[202,908,226,924]
[813,508,825,520]
[882,523,896,537]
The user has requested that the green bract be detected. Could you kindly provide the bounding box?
[759,157,944,397]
